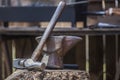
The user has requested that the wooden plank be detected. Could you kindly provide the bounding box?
[115,35,120,80]
[75,36,86,70]
[118,35,120,66]
[0,40,12,79]
[0,41,3,80]
[14,38,37,58]
[89,36,103,80]
[1,28,120,36]
[6,40,13,72]
[106,35,116,80]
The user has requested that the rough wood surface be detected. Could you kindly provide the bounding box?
[5,70,89,80]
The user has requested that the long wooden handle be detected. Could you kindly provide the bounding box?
[112,8,120,15]
[106,8,120,16]
[31,1,66,61]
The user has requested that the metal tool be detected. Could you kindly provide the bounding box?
[13,1,66,70]
[13,59,45,70]
[97,22,120,28]
[80,11,106,16]
[36,36,82,69]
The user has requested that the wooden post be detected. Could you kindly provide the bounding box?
[89,36,103,80]
[0,41,3,80]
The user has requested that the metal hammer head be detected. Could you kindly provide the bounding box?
[36,36,82,69]
[13,58,46,71]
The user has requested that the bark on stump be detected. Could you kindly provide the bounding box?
[5,70,90,80]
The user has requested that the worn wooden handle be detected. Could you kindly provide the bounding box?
[106,8,120,16]
[31,1,66,61]
[112,8,120,15]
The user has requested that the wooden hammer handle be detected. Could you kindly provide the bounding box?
[112,8,120,15]
[106,8,120,16]
[31,1,66,61]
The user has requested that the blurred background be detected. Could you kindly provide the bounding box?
[0,0,120,80]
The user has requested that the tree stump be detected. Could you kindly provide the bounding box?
[5,70,90,80]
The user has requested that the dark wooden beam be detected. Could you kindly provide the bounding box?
[0,28,120,37]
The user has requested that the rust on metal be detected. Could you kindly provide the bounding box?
[36,36,82,68]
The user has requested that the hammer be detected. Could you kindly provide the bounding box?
[13,1,66,70]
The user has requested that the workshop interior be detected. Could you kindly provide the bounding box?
[0,0,120,80]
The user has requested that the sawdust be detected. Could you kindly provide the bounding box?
[7,70,90,80]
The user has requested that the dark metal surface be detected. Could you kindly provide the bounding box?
[36,36,81,69]
[80,11,106,15]
[0,7,74,22]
